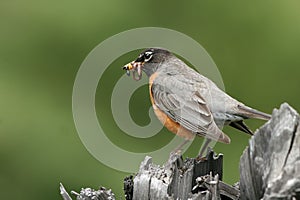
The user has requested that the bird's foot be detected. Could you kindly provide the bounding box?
[196,146,213,161]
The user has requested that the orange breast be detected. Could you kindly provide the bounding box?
[149,73,195,140]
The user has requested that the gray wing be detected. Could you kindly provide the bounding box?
[151,75,230,143]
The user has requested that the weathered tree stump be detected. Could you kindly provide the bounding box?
[128,151,239,200]
[60,103,300,200]
[60,183,115,200]
[240,103,300,200]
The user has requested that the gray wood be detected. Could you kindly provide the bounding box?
[132,151,233,200]
[60,183,73,200]
[124,175,134,200]
[59,184,116,200]
[60,103,300,200]
[240,103,300,200]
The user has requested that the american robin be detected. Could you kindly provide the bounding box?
[123,48,270,157]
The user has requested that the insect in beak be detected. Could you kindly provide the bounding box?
[122,61,143,81]
[123,63,132,76]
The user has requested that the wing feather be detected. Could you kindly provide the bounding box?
[151,75,230,143]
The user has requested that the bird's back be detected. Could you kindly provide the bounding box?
[156,57,238,115]
[155,57,271,134]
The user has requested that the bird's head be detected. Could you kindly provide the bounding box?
[123,48,173,80]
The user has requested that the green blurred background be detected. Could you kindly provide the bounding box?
[1,1,300,199]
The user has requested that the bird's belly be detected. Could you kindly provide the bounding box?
[151,104,195,140]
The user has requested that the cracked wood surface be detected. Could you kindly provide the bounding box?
[132,151,239,200]
[240,103,300,200]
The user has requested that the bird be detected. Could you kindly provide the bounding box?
[123,48,271,158]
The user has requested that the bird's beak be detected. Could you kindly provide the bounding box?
[122,61,144,81]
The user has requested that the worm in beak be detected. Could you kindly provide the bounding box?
[122,61,143,81]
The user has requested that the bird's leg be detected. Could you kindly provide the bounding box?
[171,139,190,156]
[197,138,212,160]
[166,139,190,168]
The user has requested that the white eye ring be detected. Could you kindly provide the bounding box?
[144,51,153,62]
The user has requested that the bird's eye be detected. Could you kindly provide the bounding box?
[144,51,153,62]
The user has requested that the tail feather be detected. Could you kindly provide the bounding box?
[229,121,253,135]
[237,104,271,121]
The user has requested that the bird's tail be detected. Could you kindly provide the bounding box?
[237,104,271,120]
